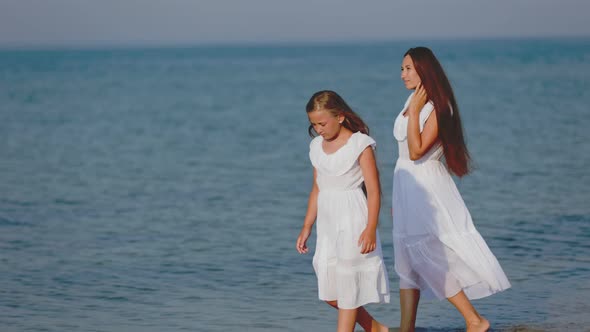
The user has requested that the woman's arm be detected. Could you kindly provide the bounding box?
[296,168,319,254]
[407,83,439,161]
[358,147,380,254]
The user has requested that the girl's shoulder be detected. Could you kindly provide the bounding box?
[309,132,376,176]
[309,135,323,150]
[309,132,375,152]
[351,132,376,152]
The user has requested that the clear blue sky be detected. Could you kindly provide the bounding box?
[1,0,589,47]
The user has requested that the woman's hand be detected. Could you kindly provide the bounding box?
[358,227,377,254]
[296,226,312,254]
[408,82,428,116]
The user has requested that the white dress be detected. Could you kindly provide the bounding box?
[392,93,511,300]
[309,132,390,309]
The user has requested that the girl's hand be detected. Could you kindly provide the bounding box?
[408,82,428,116]
[296,226,312,254]
[358,227,377,254]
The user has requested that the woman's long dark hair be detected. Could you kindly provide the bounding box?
[306,90,369,137]
[405,47,471,177]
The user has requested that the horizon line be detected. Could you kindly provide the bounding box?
[1,34,589,51]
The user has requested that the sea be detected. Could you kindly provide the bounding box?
[1,38,589,331]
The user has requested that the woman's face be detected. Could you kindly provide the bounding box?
[401,55,421,90]
[308,109,343,141]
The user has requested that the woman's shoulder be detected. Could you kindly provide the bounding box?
[403,92,414,108]
[395,92,415,119]
[420,101,435,123]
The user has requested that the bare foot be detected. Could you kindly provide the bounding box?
[466,317,490,332]
[371,320,390,332]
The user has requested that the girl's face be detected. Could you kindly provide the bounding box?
[308,109,344,141]
[401,55,421,90]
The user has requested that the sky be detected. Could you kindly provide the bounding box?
[1,0,589,47]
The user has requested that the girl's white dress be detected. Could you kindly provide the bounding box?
[392,93,511,300]
[309,132,390,309]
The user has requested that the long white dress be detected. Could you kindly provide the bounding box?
[309,132,390,309]
[392,93,511,300]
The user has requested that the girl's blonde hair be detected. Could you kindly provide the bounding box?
[306,90,369,137]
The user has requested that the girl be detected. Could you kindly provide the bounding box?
[296,91,390,332]
[392,47,511,332]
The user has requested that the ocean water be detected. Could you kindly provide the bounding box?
[0,38,589,332]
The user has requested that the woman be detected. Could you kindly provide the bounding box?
[391,47,510,332]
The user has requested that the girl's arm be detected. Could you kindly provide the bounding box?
[296,168,319,254]
[358,147,380,254]
[407,83,439,161]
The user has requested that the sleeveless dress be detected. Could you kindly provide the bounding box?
[391,93,511,300]
[309,132,390,309]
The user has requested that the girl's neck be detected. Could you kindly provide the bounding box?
[325,127,353,143]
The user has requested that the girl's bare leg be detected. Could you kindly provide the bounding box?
[358,307,390,332]
[447,290,490,332]
[337,308,358,332]
[399,288,420,332]
[325,301,389,332]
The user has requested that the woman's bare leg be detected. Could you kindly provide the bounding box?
[399,289,420,332]
[447,290,490,332]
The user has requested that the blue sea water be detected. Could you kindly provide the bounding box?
[0,38,589,332]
